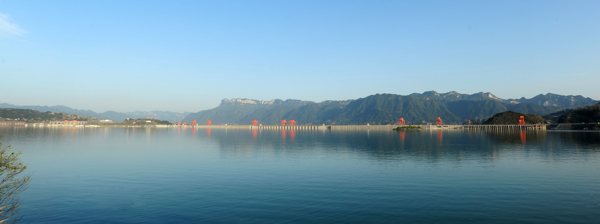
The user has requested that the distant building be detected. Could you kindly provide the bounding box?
[49,120,88,125]
[0,121,26,126]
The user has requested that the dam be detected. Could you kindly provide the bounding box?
[165,124,546,131]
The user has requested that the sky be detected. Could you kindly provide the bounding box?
[1,0,599,113]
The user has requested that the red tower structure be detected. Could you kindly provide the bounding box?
[207,120,212,126]
[178,121,181,126]
[192,120,197,126]
[281,120,287,126]
[252,120,258,126]
[519,116,526,125]
[436,117,442,126]
[399,118,405,126]
[289,120,296,126]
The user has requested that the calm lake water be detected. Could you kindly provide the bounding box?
[1,127,599,223]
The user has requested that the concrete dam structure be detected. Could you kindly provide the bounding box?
[170,124,546,131]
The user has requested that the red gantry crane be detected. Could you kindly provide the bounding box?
[436,117,442,126]
[519,116,526,125]
[281,120,287,126]
[289,120,296,126]
[399,118,405,126]
[252,120,258,126]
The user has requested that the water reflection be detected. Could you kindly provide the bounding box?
[398,130,405,143]
[1,127,599,164]
[485,130,546,145]
[290,130,296,143]
[207,129,600,163]
[1,127,598,223]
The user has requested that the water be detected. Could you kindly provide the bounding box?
[1,127,599,223]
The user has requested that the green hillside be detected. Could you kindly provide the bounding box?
[557,103,600,123]
[0,108,96,123]
[483,111,546,125]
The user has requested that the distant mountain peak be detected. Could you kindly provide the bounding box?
[219,98,313,106]
[422,90,440,96]
[220,98,276,106]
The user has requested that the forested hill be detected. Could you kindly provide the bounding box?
[182,92,585,125]
[0,108,95,123]
[557,103,600,123]
[483,111,545,125]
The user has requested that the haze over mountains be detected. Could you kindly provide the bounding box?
[0,103,190,123]
[183,91,598,125]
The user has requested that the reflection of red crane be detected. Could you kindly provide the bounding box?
[281,120,287,126]
[399,131,405,142]
[519,116,526,125]
[436,117,442,125]
[207,120,212,126]
[520,130,526,144]
[399,118,405,126]
[252,120,258,126]
[289,120,296,126]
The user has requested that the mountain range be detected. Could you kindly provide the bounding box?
[183,91,598,125]
[2,91,596,125]
[0,103,190,123]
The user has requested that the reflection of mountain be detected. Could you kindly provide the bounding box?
[184,91,593,125]
[484,130,547,145]
[205,129,600,163]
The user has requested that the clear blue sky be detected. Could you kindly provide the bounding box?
[1,0,599,113]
